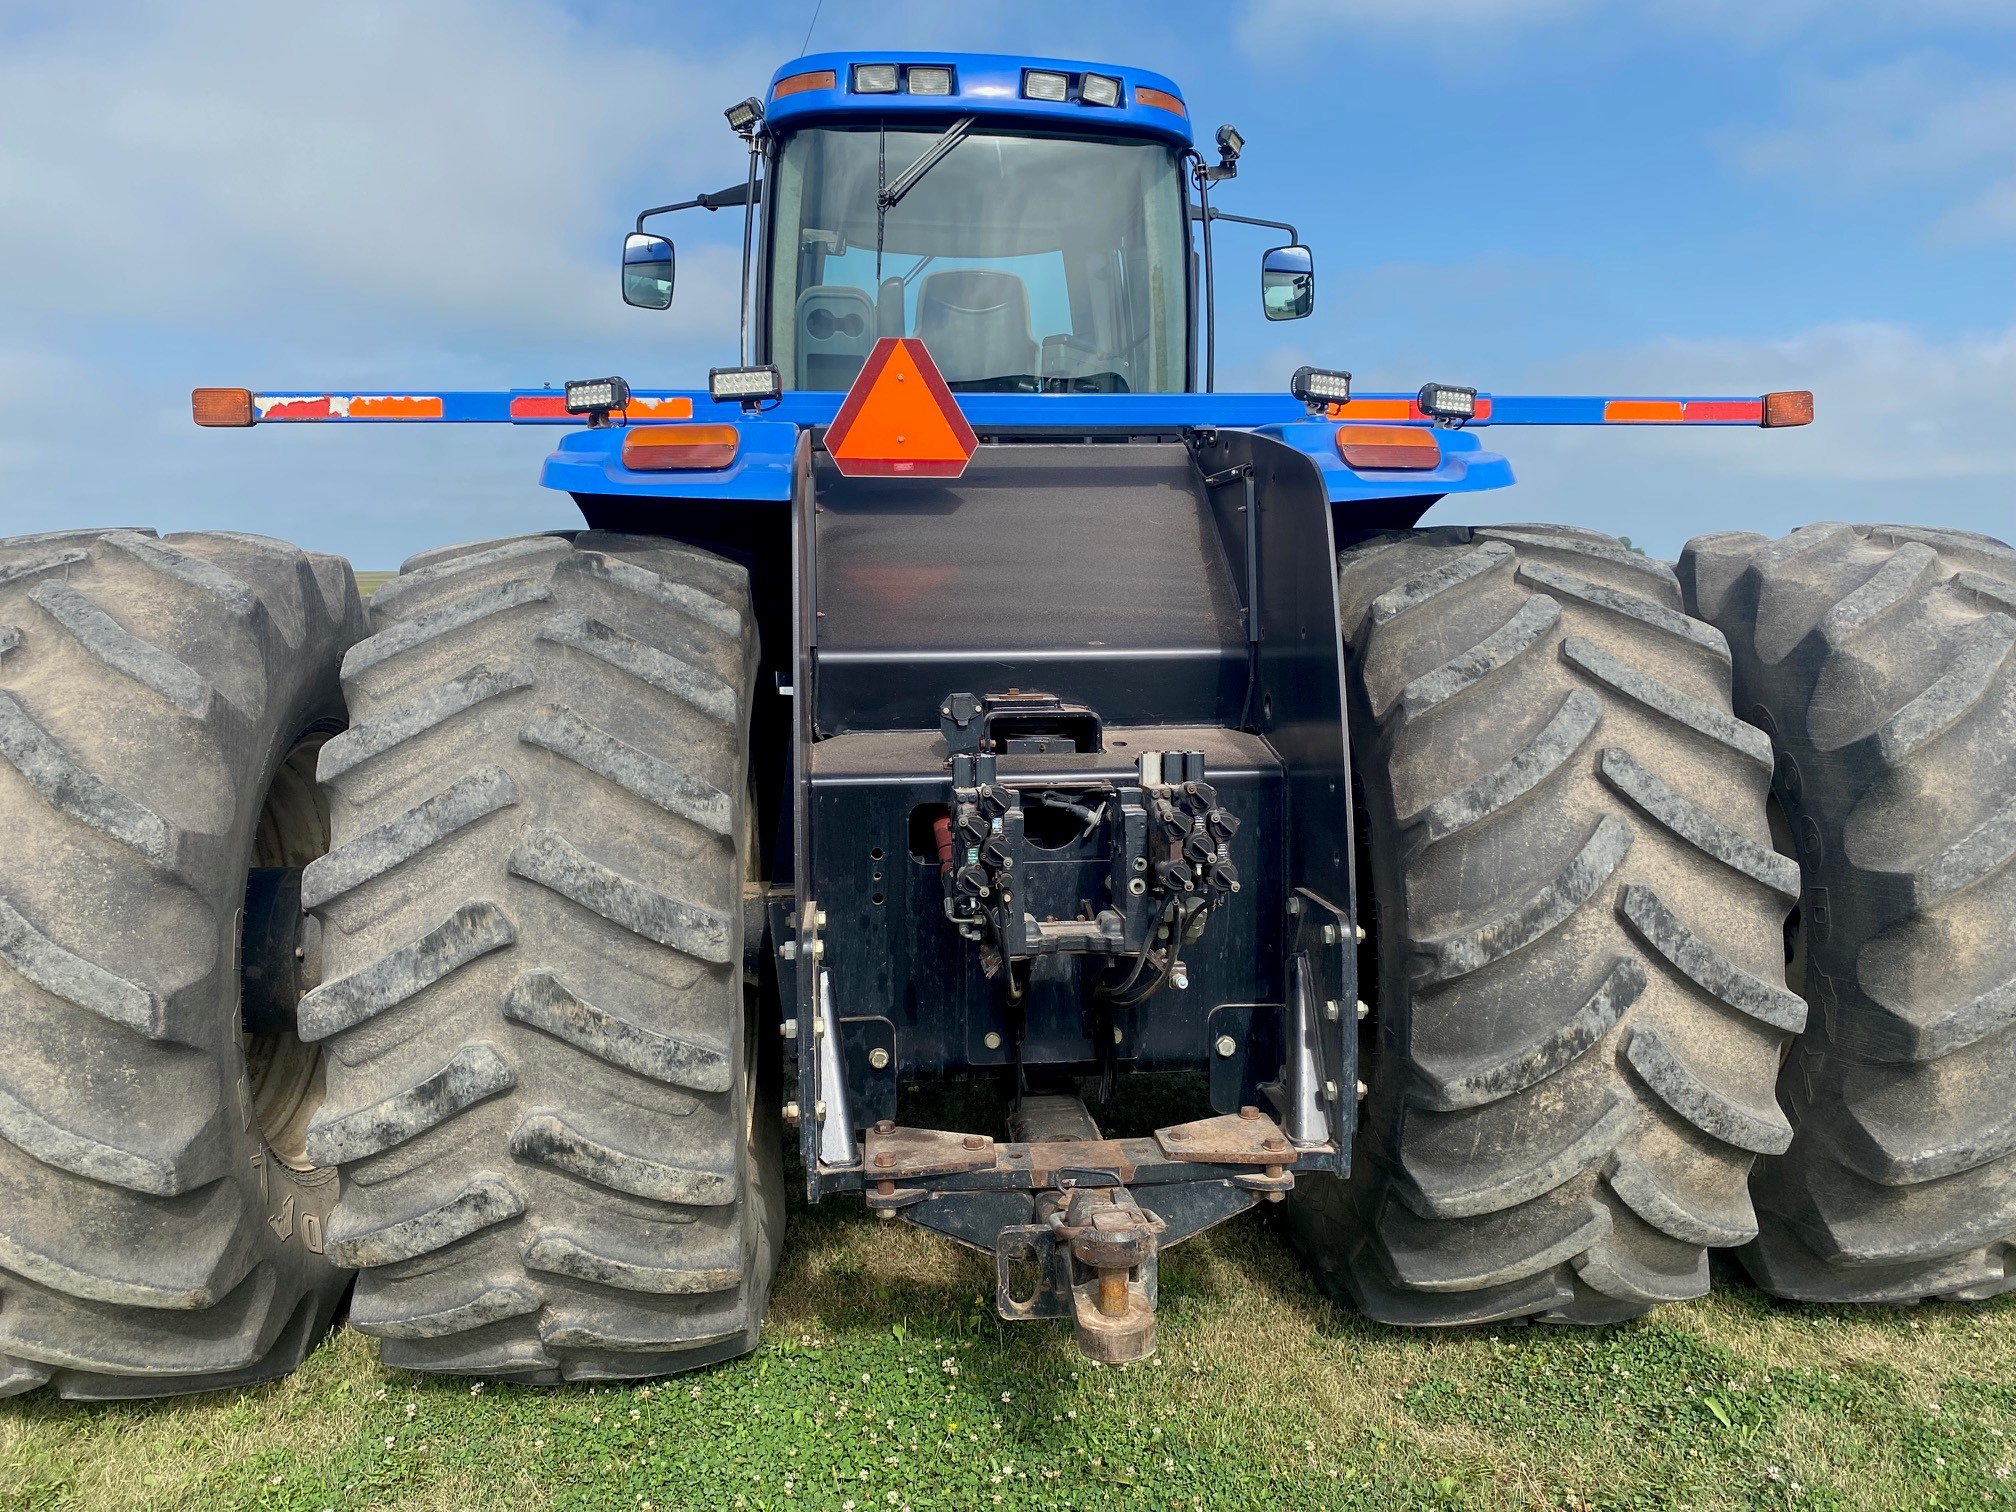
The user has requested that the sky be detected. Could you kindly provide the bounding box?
[1,0,2010,565]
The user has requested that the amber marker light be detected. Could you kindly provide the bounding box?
[1136,86,1186,117]
[622,423,741,471]
[1763,390,1815,427]
[192,388,255,427]
[772,69,836,100]
[1336,425,1441,471]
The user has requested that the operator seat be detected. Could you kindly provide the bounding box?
[914,270,1038,385]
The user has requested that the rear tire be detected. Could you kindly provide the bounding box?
[306,532,782,1382]
[1682,523,2016,1303]
[0,528,363,1399]
[1288,525,1802,1324]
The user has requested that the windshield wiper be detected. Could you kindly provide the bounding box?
[879,117,975,211]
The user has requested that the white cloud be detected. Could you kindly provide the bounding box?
[1435,318,2016,555]
[1731,55,2016,241]
[0,1,766,343]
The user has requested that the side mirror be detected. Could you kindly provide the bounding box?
[622,233,675,310]
[1262,244,1314,321]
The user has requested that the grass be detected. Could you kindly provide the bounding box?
[4,1176,2015,1510]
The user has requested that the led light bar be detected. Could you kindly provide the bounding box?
[1289,366,1353,406]
[1080,73,1121,107]
[1417,383,1479,422]
[853,63,899,94]
[564,376,630,415]
[906,65,953,96]
[1022,69,1069,102]
[709,364,784,405]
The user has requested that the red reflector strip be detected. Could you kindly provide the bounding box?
[510,394,694,421]
[1327,396,1493,423]
[255,394,443,421]
[1336,425,1441,472]
[1681,400,1763,424]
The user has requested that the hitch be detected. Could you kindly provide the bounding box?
[1000,1187,1164,1363]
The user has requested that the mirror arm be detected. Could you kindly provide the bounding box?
[634,180,761,233]
[1187,205,1300,245]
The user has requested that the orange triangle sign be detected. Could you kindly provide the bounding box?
[825,338,979,479]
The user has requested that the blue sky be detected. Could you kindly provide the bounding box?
[1,0,2010,564]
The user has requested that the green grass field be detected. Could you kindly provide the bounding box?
[4,1186,2013,1511]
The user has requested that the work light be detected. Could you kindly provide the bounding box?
[1022,70,1070,102]
[709,365,784,409]
[724,97,764,134]
[1289,366,1353,407]
[1080,73,1121,107]
[1417,383,1478,422]
[906,65,953,95]
[564,377,630,416]
[853,63,899,94]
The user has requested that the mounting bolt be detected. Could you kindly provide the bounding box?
[1356,1080,1369,1101]
[867,1047,890,1070]
[812,1015,825,1038]
[1323,1080,1339,1103]
[810,939,825,959]
[1113,1026,1124,1044]
[984,1031,1003,1050]
[874,1119,895,1135]
[1323,999,1341,1022]
[1322,923,1339,945]
[1215,1034,1237,1058]
[1286,896,1302,917]
[1239,1104,1259,1121]
[1355,999,1370,1021]
[874,1151,894,1168]
[779,940,797,960]
[813,1099,827,1121]
[782,1101,800,1125]
[1354,924,1367,942]
[816,909,829,929]
[1263,1134,1286,1152]
[781,1018,798,1039]
[962,1134,987,1151]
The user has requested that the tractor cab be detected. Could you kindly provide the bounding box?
[623,52,1312,397]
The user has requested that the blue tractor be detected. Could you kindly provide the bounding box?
[5,51,2008,1399]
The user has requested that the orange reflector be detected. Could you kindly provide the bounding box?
[192,388,254,427]
[825,337,978,478]
[622,424,740,471]
[773,69,836,100]
[1763,390,1815,428]
[1603,400,1685,423]
[1135,86,1186,117]
[1336,425,1440,471]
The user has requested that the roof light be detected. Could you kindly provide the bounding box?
[1417,383,1478,423]
[772,69,835,100]
[192,388,254,428]
[1289,367,1353,407]
[906,65,953,96]
[1336,425,1441,472]
[724,97,764,135]
[564,376,631,416]
[1022,70,1069,102]
[622,424,741,471]
[853,63,899,94]
[1763,390,1815,428]
[1080,73,1121,107]
[709,364,784,409]
[1136,86,1186,117]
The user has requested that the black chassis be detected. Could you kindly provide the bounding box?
[579,427,1367,1345]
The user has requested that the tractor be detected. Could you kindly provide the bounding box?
[3,50,2010,1399]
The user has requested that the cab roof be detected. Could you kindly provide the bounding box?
[763,51,1194,149]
